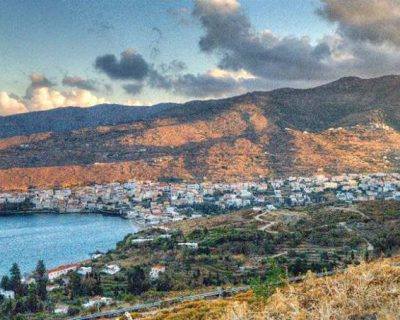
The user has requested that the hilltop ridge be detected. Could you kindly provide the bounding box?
[0,75,400,190]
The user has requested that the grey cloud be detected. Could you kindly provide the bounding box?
[25,73,56,99]
[318,0,400,47]
[95,49,150,80]
[123,83,144,96]
[146,67,243,98]
[192,0,400,84]
[62,76,98,91]
[172,73,240,97]
[29,73,55,88]
[148,69,173,90]
[193,0,333,81]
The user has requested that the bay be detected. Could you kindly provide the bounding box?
[0,213,139,276]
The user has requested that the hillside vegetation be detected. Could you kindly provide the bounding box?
[128,256,400,320]
[1,76,400,190]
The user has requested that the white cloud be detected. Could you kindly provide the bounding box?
[0,92,28,116]
[28,87,107,111]
[195,0,240,14]
[207,68,256,80]
[0,87,107,116]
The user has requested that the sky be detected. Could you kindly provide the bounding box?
[1,0,400,116]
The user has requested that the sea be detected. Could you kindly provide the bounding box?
[0,213,139,276]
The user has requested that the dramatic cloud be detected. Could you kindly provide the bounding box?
[172,72,239,97]
[29,73,55,89]
[0,73,107,115]
[0,92,28,116]
[62,76,98,91]
[190,0,400,85]
[193,0,335,81]
[172,68,260,97]
[95,49,150,80]
[318,0,400,47]
[27,87,106,111]
[25,73,56,99]
[123,83,144,96]
[147,69,173,90]
[88,0,400,102]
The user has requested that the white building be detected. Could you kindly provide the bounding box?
[178,242,199,249]
[48,263,80,281]
[102,264,121,275]
[77,266,92,276]
[149,265,166,280]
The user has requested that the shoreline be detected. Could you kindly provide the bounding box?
[0,209,178,228]
[0,208,127,218]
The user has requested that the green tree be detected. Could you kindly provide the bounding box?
[10,263,24,297]
[155,273,172,292]
[0,298,13,317]
[26,284,40,313]
[0,275,11,291]
[127,266,148,295]
[67,306,80,316]
[67,272,82,300]
[81,273,102,296]
[13,298,26,315]
[34,260,48,301]
[288,257,308,275]
[250,260,287,299]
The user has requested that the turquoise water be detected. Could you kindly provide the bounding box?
[0,213,138,276]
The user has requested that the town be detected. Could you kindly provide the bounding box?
[1,172,400,225]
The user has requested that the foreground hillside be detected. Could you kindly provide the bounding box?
[1,201,398,319]
[1,75,400,190]
[127,256,400,320]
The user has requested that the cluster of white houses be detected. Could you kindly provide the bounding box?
[0,173,400,224]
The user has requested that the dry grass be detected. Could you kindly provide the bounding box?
[127,256,400,320]
[163,209,253,235]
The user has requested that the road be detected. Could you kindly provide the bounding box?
[68,286,249,320]
[68,271,337,320]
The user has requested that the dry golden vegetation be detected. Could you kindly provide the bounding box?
[128,256,400,320]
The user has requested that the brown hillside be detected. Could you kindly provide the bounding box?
[0,76,400,190]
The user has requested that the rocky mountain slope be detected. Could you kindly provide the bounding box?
[1,75,400,190]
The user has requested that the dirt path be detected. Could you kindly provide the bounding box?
[339,222,374,251]
[329,206,370,220]
[254,211,279,233]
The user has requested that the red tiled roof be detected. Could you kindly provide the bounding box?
[48,263,80,274]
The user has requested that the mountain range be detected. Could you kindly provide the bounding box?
[0,75,400,190]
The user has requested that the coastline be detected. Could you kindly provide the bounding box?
[0,208,127,218]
